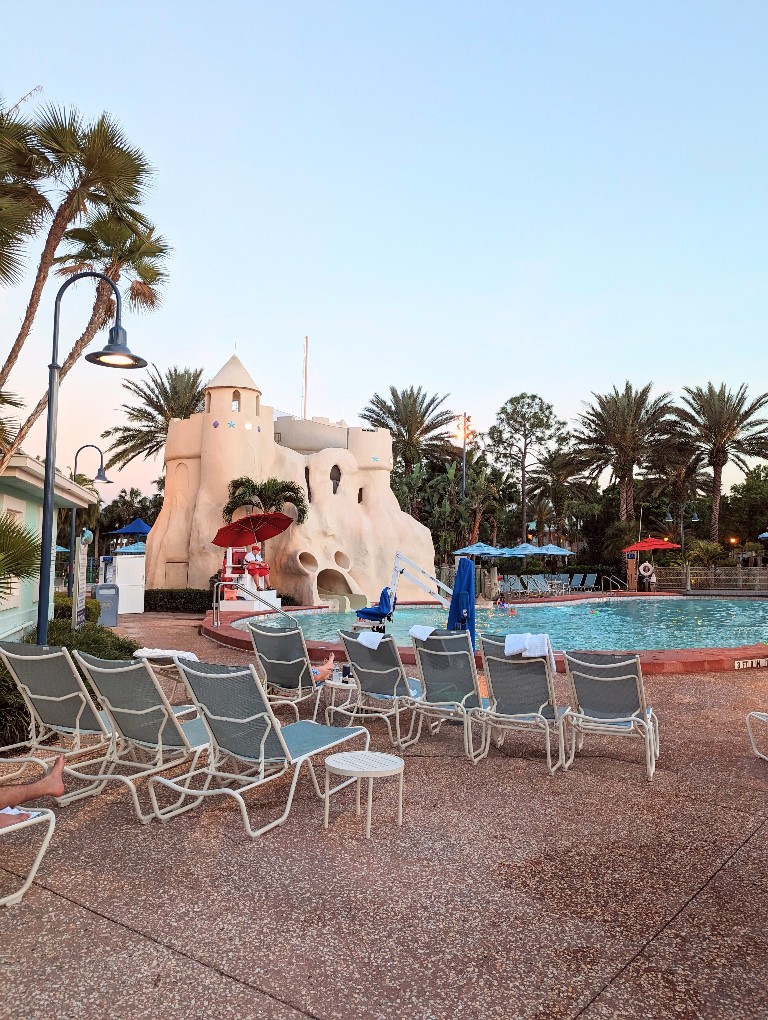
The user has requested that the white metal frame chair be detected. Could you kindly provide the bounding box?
[247,621,323,720]
[148,660,369,839]
[475,634,569,774]
[0,642,112,793]
[746,711,768,761]
[410,630,486,761]
[67,652,210,822]
[0,807,56,907]
[336,630,422,748]
[563,651,660,781]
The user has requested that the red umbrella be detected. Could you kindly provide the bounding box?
[622,537,681,552]
[212,512,293,548]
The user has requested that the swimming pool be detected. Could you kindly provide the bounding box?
[240,597,768,651]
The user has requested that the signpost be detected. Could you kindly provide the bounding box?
[71,530,93,630]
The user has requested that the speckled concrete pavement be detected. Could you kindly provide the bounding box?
[1,614,767,1018]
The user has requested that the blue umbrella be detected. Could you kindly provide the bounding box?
[452,542,501,557]
[759,532,768,540]
[495,547,528,557]
[447,557,476,649]
[54,545,70,554]
[105,518,151,536]
[538,544,574,556]
[507,543,546,556]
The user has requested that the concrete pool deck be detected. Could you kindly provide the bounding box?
[2,610,768,1018]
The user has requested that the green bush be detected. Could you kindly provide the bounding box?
[0,621,140,748]
[277,591,299,606]
[53,592,101,623]
[144,588,211,613]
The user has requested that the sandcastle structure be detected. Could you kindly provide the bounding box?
[145,355,435,605]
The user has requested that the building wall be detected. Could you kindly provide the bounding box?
[0,494,43,641]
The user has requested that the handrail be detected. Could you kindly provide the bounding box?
[212,581,299,628]
[601,575,628,592]
[390,551,453,608]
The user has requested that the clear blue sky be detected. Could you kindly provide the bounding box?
[2,1,766,492]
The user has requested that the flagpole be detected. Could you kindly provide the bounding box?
[303,335,308,419]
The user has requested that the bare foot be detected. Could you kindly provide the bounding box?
[41,755,65,799]
[0,811,31,828]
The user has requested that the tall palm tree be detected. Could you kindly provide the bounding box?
[0,213,169,473]
[0,105,152,389]
[360,386,455,474]
[222,477,309,525]
[0,390,23,452]
[101,366,205,469]
[640,433,710,537]
[675,383,768,541]
[0,101,49,285]
[527,446,590,543]
[572,382,674,522]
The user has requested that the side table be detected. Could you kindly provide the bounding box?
[324,750,404,839]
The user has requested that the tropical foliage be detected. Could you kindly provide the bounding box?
[360,385,455,474]
[0,512,42,601]
[222,477,309,525]
[101,365,204,469]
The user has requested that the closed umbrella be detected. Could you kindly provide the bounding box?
[447,557,476,649]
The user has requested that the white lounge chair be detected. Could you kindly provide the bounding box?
[337,630,422,748]
[475,634,569,773]
[0,806,56,907]
[746,711,768,761]
[149,659,368,838]
[563,652,660,781]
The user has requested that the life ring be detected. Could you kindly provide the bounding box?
[638,561,654,578]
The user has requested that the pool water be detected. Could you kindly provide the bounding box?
[251,597,768,651]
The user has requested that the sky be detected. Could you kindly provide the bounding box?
[2,0,766,496]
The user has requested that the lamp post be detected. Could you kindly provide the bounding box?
[37,271,146,645]
[67,445,111,597]
[459,412,471,503]
[665,503,700,591]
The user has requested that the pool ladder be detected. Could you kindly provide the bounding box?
[211,581,299,628]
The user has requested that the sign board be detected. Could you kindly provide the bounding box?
[71,537,88,630]
[734,658,768,670]
[626,552,636,560]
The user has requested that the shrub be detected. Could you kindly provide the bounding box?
[144,588,211,613]
[277,591,299,607]
[53,592,101,623]
[0,661,30,747]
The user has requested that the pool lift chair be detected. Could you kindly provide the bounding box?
[355,586,396,633]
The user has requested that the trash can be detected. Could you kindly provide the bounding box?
[93,584,119,627]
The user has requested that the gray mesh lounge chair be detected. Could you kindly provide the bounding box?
[70,653,210,822]
[337,630,422,748]
[0,642,111,792]
[247,621,322,720]
[476,634,569,773]
[581,573,598,591]
[563,652,659,780]
[569,573,584,592]
[148,659,368,838]
[410,630,486,761]
[525,575,549,597]
[0,807,56,907]
[508,576,526,599]
[747,712,768,761]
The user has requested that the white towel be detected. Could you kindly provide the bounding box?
[357,631,384,649]
[134,648,199,661]
[504,632,556,673]
[409,625,435,641]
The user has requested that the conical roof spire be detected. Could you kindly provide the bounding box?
[205,355,261,394]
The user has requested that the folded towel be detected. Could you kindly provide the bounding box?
[409,625,436,641]
[504,633,532,657]
[504,632,556,673]
[134,648,199,661]
[357,631,384,649]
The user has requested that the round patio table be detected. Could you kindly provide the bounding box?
[323,750,404,839]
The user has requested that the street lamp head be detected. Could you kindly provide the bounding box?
[690,510,700,523]
[664,510,673,524]
[94,464,111,484]
[85,324,147,369]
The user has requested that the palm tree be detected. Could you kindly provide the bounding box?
[0,213,169,473]
[572,382,674,522]
[640,433,710,538]
[360,386,455,474]
[675,383,768,541]
[527,446,590,543]
[101,366,205,469]
[222,477,309,525]
[0,105,152,389]
[0,512,42,601]
[0,390,23,451]
[0,101,49,286]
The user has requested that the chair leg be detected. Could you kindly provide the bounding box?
[0,810,56,908]
[747,712,768,761]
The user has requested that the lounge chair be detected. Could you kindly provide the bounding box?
[475,634,569,773]
[569,573,584,592]
[746,712,768,761]
[562,652,659,780]
[336,630,422,748]
[410,630,486,761]
[0,642,111,791]
[148,660,368,838]
[247,620,322,720]
[581,573,598,591]
[525,575,549,597]
[68,653,210,821]
[507,575,527,599]
[355,586,395,628]
[0,806,56,907]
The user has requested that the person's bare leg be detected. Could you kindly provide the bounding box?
[313,652,336,682]
[0,755,65,813]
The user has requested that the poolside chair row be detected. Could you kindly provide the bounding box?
[503,573,598,598]
[334,627,659,780]
[0,641,367,842]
